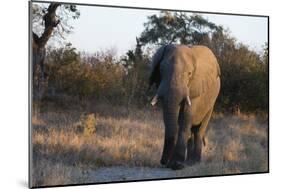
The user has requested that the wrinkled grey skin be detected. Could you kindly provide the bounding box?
[149,45,220,170]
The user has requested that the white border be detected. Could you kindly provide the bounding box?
[1,0,279,189]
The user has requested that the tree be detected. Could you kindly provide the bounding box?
[32,3,80,100]
[122,38,150,108]
[139,12,222,47]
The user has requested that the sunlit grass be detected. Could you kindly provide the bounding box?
[32,103,268,186]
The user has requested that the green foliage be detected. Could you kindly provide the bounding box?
[216,42,268,112]
[140,12,222,46]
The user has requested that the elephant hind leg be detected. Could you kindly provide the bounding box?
[186,125,201,164]
[193,127,203,162]
[186,133,194,164]
[199,108,214,140]
[193,108,214,162]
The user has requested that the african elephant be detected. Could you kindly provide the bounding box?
[149,44,220,170]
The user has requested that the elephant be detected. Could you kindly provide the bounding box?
[148,44,220,170]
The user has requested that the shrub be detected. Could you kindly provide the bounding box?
[75,113,97,136]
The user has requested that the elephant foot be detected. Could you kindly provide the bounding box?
[186,159,199,166]
[167,161,185,170]
[186,158,195,166]
[186,155,201,166]
[160,157,169,166]
[193,153,201,162]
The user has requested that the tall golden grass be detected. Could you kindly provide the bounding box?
[31,103,268,186]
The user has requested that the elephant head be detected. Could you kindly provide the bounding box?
[149,44,195,107]
[148,44,220,170]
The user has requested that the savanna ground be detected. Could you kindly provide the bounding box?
[31,101,268,187]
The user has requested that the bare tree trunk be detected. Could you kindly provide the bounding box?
[32,3,60,100]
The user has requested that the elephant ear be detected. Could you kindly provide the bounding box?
[189,61,215,99]
[188,55,202,99]
[189,75,206,99]
[149,45,169,88]
[189,46,221,99]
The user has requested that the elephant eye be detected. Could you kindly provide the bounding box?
[188,71,192,76]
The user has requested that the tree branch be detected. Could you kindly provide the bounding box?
[36,3,61,48]
[32,32,40,45]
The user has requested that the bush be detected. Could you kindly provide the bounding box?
[75,113,97,136]
[43,25,268,114]
[45,46,125,102]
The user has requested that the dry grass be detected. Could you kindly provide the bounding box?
[31,103,268,187]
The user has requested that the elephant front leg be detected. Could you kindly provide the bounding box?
[160,135,176,166]
[168,101,192,170]
[160,103,179,166]
[168,131,189,170]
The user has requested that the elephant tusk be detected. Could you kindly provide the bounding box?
[187,95,192,106]
[151,95,158,106]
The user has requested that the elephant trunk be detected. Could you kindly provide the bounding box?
[151,78,191,107]
[159,83,193,165]
[160,91,182,164]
